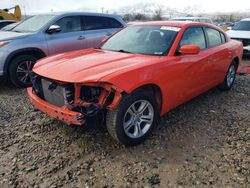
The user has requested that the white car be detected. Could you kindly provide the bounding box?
[227,18,250,56]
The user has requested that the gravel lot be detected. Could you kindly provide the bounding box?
[0,61,249,187]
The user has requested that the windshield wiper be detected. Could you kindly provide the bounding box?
[117,49,132,53]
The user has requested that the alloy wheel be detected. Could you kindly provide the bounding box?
[123,100,154,139]
[16,60,35,85]
[226,65,236,87]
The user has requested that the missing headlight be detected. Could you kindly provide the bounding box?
[80,86,102,103]
[64,84,75,105]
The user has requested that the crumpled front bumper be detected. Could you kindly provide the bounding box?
[27,87,84,125]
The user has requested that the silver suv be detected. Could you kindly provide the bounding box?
[0,12,126,87]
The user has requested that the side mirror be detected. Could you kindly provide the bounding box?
[47,25,61,34]
[179,45,200,55]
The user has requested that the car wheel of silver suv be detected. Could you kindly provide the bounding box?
[9,55,36,88]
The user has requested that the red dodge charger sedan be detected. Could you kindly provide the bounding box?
[27,21,243,145]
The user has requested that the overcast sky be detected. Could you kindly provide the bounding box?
[1,0,250,14]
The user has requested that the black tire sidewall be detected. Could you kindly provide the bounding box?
[9,55,36,88]
[217,61,237,91]
[114,89,159,145]
[226,63,237,89]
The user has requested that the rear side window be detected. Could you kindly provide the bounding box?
[83,16,122,30]
[54,16,81,33]
[179,27,206,50]
[205,27,222,47]
[105,17,123,28]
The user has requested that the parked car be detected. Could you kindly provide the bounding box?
[1,22,18,31]
[217,22,235,31]
[226,18,250,56]
[27,21,243,145]
[171,17,213,24]
[1,16,33,31]
[0,12,126,87]
[0,20,16,29]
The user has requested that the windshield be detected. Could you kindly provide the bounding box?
[100,26,179,56]
[12,15,56,33]
[232,21,250,31]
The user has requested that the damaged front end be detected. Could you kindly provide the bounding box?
[29,74,124,125]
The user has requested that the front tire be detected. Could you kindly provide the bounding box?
[9,55,37,88]
[106,89,159,146]
[217,61,237,91]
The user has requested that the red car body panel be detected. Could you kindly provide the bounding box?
[29,22,243,123]
[27,87,83,125]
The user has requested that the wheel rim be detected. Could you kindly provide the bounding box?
[16,60,35,85]
[226,65,236,87]
[123,100,154,139]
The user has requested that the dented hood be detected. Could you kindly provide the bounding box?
[33,48,161,83]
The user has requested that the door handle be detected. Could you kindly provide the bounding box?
[78,35,85,40]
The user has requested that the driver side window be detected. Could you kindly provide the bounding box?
[179,27,206,50]
[54,16,81,33]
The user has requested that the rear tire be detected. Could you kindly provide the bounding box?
[106,89,160,146]
[217,61,237,91]
[9,55,37,88]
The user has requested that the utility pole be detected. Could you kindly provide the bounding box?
[101,7,104,13]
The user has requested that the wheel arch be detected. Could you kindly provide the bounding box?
[232,56,240,69]
[4,48,46,76]
[127,83,163,113]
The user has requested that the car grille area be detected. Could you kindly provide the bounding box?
[32,75,75,107]
[41,79,66,107]
[232,38,250,47]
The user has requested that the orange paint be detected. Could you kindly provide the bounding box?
[27,22,243,125]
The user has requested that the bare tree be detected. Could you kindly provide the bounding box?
[152,5,163,20]
[182,6,199,16]
[134,13,149,21]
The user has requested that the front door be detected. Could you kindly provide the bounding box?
[45,16,84,55]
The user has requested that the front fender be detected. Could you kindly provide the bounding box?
[100,65,163,94]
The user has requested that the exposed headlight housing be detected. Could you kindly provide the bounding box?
[80,86,102,103]
[0,41,10,47]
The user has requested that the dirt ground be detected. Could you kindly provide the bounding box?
[0,60,249,188]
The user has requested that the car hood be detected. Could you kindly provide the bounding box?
[226,30,250,39]
[34,48,163,83]
[0,31,32,41]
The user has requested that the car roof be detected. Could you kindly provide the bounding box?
[241,18,250,21]
[32,12,122,18]
[131,21,215,28]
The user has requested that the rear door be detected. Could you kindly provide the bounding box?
[45,16,84,55]
[203,27,230,84]
[81,16,124,48]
